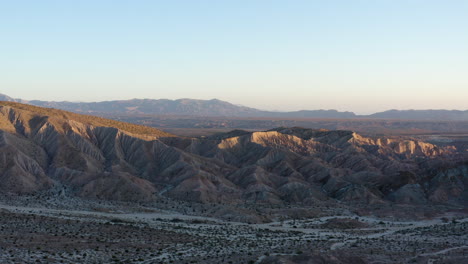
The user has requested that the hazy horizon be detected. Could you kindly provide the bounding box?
[1,0,467,114]
[4,91,468,115]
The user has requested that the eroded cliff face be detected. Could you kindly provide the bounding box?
[0,104,174,201]
[0,131,52,194]
[0,103,466,206]
[163,127,461,205]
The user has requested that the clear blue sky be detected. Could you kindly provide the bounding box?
[1,0,467,114]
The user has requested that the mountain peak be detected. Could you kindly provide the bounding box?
[0,93,18,102]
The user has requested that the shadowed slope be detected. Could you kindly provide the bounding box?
[0,102,465,208]
[0,102,238,202]
[0,102,173,199]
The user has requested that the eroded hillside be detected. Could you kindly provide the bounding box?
[0,102,466,208]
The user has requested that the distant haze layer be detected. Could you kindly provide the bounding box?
[1,93,468,121]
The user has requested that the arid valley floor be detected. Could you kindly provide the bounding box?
[0,194,467,264]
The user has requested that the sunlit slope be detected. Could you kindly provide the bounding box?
[0,101,174,139]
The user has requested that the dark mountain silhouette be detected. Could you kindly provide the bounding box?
[27,98,266,117]
[0,93,356,118]
[1,92,467,120]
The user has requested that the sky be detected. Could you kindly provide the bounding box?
[0,0,467,114]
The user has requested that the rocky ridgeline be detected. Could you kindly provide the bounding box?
[0,102,466,208]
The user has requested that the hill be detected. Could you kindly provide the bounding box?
[0,93,22,102]
[0,102,174,139]
[0,102,466,210]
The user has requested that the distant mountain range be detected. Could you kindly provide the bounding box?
[0,93,27,104]
[1,93,467,120]
[368,109,468,120]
